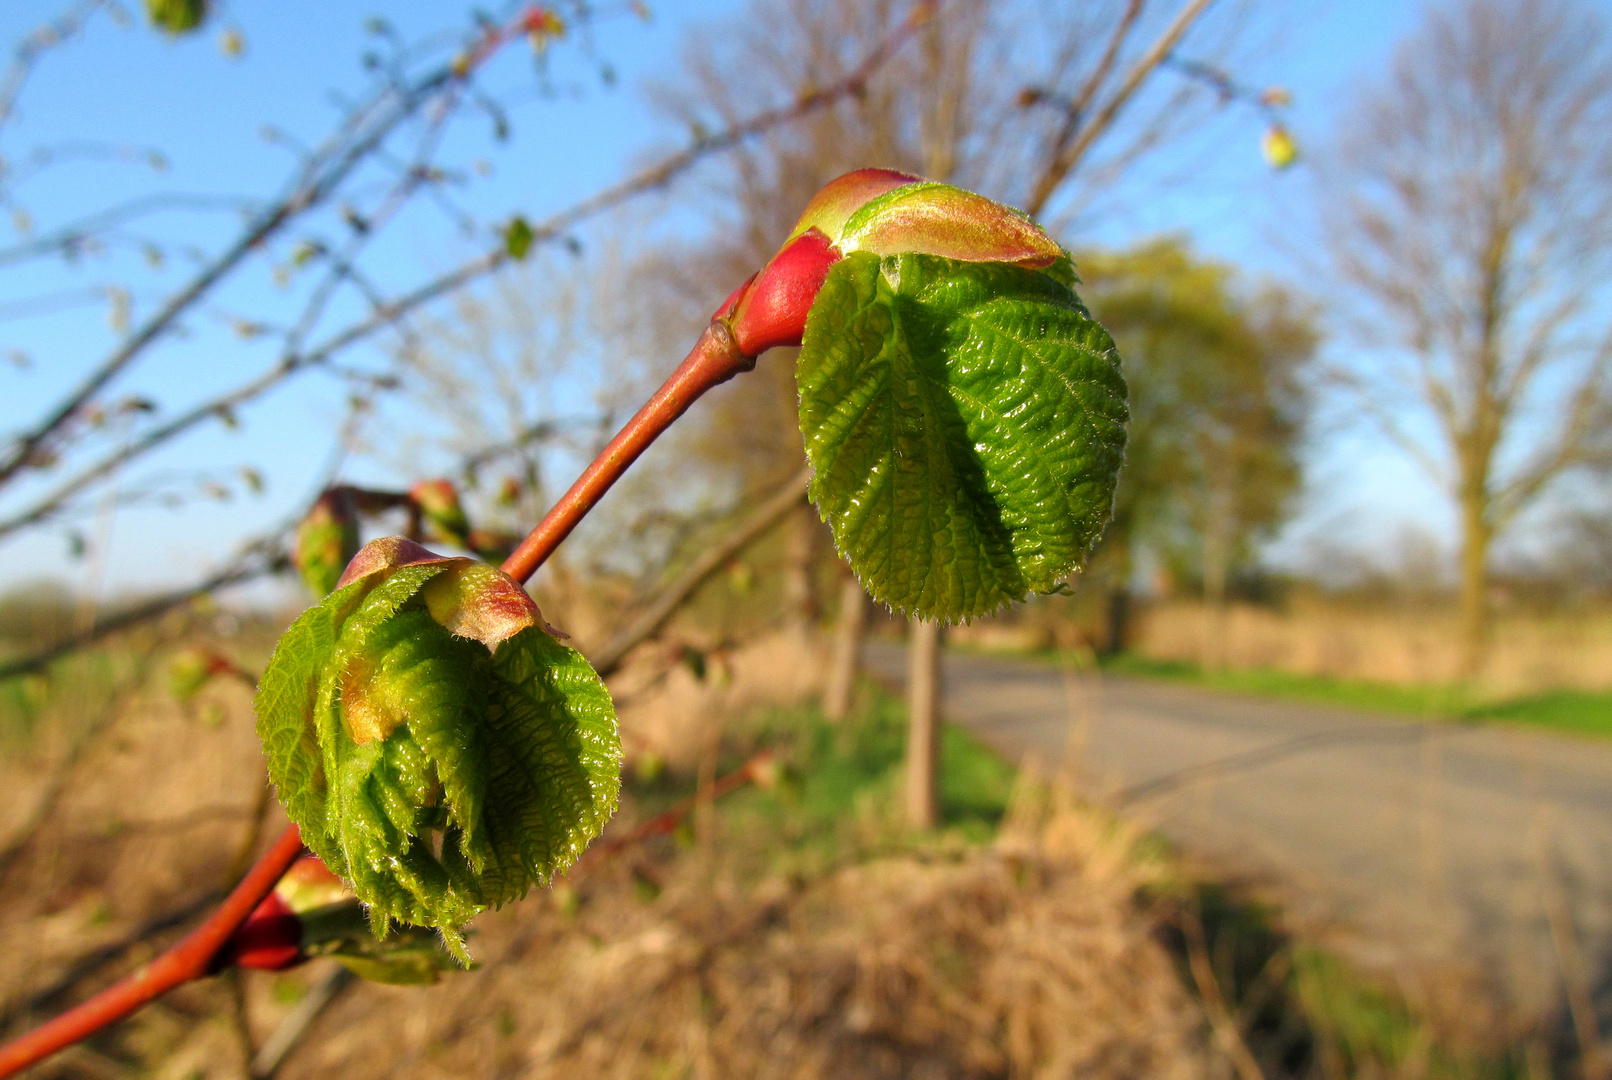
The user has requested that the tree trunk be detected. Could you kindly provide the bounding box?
[1457,494,1492,682]
[782,504,819,627]
[1201,480,1233,672]
[906,618,942,830]
[823,575,867,721]
[1103,585,1130,656]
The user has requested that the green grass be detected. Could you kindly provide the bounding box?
[1099,653,1472,716]
[746,687,1016,835]
[1098,651,1612,740]
[1287,946,1529,1080]
[1463,689,1612,738]
[619,686,1018,879]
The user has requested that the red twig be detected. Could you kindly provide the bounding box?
[0,309,753,1080]
[501,322,752,585]
[573,752,774,869]
[0,826,305,1077]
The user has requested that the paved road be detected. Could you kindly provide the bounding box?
[865,642,1612,1019]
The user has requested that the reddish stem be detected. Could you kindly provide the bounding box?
[0,826,305,1078]
[573,752,773,869]
[501,320,752,585]
[0,273,755,1080]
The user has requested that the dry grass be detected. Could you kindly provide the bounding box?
[1133,599,1612,697]
[0,625,1223,1080]
[281,785,1208,1080]
[3,616,1543,1080]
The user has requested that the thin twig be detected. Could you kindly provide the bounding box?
[0,193,260,268]
[0,826,305,1076]
[1024,0,1217,217]
[0,1,108,130]
[576,753,774,870]
[500,322,754,585]
[0,3,934,542]
[249,966,355,1080]
[591,466,810,676]
[0,9,517,490]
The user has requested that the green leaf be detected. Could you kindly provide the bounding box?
[254,556,619,960]
[254,602,336,834]
[146,0,207,34]
[797,251,1127,621]
[504,216,534,260]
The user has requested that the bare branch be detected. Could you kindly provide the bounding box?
[0,34,476,488]
[0,7,934,541]
[1324,365,1448,486]
[0,1,107,131]
[0,546,279,682]
[1492,360,1612,529]
[0,193,260,268]
[591,466,810,677]
[1022,0,1144,217]
[1024,0,1217,217]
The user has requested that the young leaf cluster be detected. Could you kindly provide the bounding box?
[255,551,618,959]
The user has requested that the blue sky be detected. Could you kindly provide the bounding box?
[0,0,1459,604]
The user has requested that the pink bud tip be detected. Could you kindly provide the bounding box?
[840,183,1062,268]
[787,167,921,243]
[334,536,547,651]
[725,228,841,356]
[335,536,440,590]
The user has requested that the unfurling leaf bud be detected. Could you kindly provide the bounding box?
[834,182,1062,267]
[220,890,302,972]
[254,537,618,960]
[716,168,1065,359]
[222,855,456,982]
[220,858,342,973]
[292,490,361,596]
[146,0,207,34]
[785,168,919,243]
[409,479,473,547]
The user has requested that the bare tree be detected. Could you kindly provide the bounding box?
[1322,0,1612,677]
